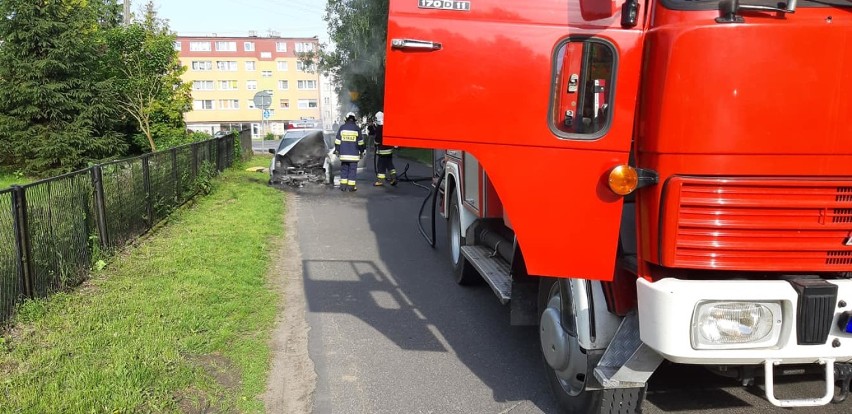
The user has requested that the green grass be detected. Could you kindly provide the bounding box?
[0,155,284,413]
[0,171,31,189]
[396,147,434,166]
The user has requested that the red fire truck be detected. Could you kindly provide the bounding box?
[384,0,852,412]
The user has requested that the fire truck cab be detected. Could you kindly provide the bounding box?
[385,0,852,412]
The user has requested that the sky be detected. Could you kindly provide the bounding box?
[153,0,328,42]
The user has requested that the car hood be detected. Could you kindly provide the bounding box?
[275,131,329,169]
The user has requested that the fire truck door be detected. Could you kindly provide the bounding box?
[385,0,646,281]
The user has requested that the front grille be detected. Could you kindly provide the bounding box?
[837,187,852,202]
[833,208,852,223]
[827,251,852,265]
[663,178,852,271]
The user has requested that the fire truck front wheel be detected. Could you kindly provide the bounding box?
[539,278,602,413]
[448,190,479,285]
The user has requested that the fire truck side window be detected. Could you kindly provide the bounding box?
[551,39,615,138]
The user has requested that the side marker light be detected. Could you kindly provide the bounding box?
[608,165,638,196]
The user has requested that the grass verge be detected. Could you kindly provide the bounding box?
[0,155,283,413]
[396,148,434,166]
[0,172,30,189]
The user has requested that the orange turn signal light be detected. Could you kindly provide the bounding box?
[608,165,639,196]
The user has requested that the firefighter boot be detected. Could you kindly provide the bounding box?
[373,180,384,187]
[389,170,398,186]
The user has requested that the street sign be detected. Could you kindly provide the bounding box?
[253,91,272,109]
[263,110,271,119]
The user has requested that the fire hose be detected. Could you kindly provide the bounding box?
[416,166,444,248]
[370,144,442,247]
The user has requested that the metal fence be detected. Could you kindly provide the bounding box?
[0,136,236,323]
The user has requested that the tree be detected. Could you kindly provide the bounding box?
[0,0,128,175]
[104,2,190,152]
[305,0,389,119]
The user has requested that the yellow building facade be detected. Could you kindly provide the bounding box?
[176,36,321,137]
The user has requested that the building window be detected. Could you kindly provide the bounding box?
[247,80,257,90]
[192,80,214,90]
[245,61,256,71]
[174,41,181,51]
[295,42,314,53]
[219,80,238,90]
[276,42,287,52]
[324,97,330,104]
[261,52,272,59]
[191,61,213,71]
[296,61,315,72]
[280,99,290,109]
[297,99,318,109]
[218,99,240,110]
[261,70,273,78]
[297,80,317,90]
[215,41,236,51]
[189,41,211,51]
[194,100,214,110]
[244,42,255,51]
[277,61,288,71]
[278,80,289,90]
[216,61,238,71]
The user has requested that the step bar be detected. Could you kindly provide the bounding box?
[593,312,663,389]
[461,245,511,304]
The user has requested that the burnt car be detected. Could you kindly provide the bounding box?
[268,129,365,186]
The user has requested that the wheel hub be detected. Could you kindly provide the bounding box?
[541,306,571,371]
[450,206,461,264]
[540,285,589,397]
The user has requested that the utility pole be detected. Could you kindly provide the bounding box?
[123,0,131,25]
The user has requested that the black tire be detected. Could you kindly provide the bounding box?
[538,277,603,413]
[447,190,480,285]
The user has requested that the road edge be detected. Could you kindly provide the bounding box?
[263,192,317,412]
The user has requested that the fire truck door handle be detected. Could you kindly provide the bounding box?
[391,38,442,51]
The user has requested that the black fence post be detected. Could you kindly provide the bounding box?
[228,135,235,167]
[191,143,199,183]
[216,137,224,172]
[171,148,179,204]
[142,155,153,229]
[11,186,33,298]
[90,165,110,249]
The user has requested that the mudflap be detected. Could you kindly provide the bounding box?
[600,387,646,414]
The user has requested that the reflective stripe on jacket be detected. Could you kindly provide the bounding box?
[335,121,365,160]
[373,124,393,155]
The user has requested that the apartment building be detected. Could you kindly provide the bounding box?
[176,35,321,137]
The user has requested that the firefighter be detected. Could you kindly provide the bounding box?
[371,111,397,186]
[334,112,365,192]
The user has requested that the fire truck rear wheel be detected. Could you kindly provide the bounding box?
[448,190,479,285]
[538,277,602,413]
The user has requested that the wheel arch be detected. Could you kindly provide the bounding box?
[443,160,477,234]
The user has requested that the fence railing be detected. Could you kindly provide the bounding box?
[0,135,236,323]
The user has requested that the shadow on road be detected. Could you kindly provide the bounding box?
[302,258,447,352]
[294,151,557,412]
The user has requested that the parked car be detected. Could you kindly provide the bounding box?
[268,129,365,186]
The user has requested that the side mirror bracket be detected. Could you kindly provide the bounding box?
[717,0,745,23]
[621,0,640,28]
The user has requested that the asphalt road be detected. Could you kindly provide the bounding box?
[286,153,852,414]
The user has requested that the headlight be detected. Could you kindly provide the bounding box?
[691,301,782,349]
